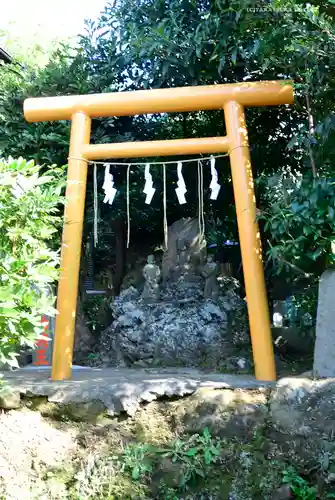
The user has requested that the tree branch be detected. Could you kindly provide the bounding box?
[267,240,311,278]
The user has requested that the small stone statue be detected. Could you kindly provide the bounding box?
[201,255,220,299]
[142,255,161,301]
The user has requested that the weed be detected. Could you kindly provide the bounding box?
[156,427,220,486]
[69,451,148,500]
[118,443,154,480]
[112,428,221,490]
[282,466,318,500]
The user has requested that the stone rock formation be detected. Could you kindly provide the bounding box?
[99,276,249,369]
[162,218,206,280]
[98,217,250,369]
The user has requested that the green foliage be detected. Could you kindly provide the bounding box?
[0,157,64,366]
[282,466,318,499]
[71,452,149,500]
[116,428,221,489]
[119,443,155,480]
[0,46,89,166]
[0,26,67,68]
[253,0,335,169]
[261,175,335,277]
[82,296,109,333]
[157,427,221,487]
[101,0,335,174]
[64,428,222,499]
[288,290,318,333]
[35,418,335,500]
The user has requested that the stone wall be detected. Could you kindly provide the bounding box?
[1,371,335,499]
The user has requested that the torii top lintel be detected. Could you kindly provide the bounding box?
[24,80,294,123]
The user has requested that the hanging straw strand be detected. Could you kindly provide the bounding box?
[200,160,205,238]
[93,163,98,247]
[126,164,131,249]
[163,164,168,250]
[197,160,205,239]
[197,160,201,238]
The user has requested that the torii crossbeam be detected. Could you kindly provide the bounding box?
[24,80,294,382]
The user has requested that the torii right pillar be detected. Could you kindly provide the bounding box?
[224,100,275,380]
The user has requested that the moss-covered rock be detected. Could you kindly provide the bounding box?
[169,387,269,438]
[23,395,111,423]
[0,386,20,409]
[270,377,335,436]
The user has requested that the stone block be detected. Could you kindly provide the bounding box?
[314,270,335,377]
[0,386,21,409]
[270,377,335,436]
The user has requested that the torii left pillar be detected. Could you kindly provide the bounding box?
[52,112,91,378]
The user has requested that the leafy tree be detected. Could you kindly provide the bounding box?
[0,45,91,165]
[261,175,335,276]
[2,0,334,221]
[0,0,334,309]
[79,0,335,288]
[0,157,65,366]
[258,172,335,329]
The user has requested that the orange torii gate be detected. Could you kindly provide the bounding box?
[24,80,294,382]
